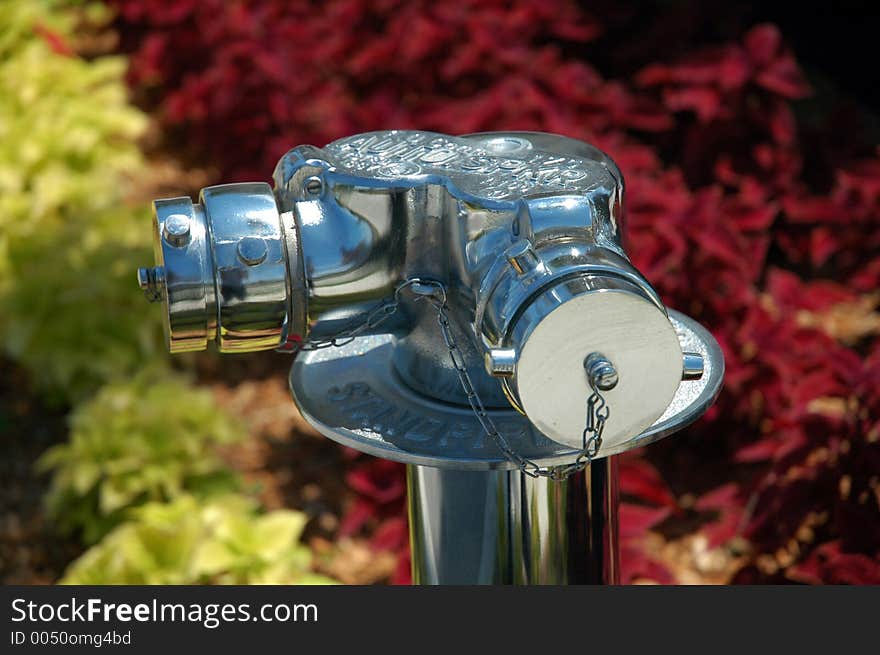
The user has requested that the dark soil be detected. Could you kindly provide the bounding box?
[0,359,82,584]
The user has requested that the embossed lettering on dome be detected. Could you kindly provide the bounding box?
[326,131,608,201]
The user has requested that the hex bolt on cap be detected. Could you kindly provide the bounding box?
[584,352,619,391]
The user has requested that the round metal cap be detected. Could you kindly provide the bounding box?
[509,277,683,450]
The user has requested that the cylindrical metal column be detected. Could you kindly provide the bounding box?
[407,458,618,584]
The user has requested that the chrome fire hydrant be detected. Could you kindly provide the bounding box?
[138,131,723,584]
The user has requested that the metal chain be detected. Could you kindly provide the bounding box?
[294,279,425,351]
[296,278,609,480]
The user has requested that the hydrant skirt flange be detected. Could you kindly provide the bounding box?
[290,310,723,470]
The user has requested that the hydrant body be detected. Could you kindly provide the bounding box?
[139,130,724,583]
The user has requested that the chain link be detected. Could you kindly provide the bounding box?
[293,279,424,351]
[295,278,608,480]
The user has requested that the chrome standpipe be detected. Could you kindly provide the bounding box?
[137,130,724,585]
[408,460,618,584]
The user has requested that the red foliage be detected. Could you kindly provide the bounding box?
[34,25,74,56]
[618,454,677,583]
[111,0,880,583]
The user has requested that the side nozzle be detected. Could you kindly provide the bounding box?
[139,182,303,354]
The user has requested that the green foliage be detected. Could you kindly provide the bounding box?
[60,494,336,585]
[3,210,165,403]
[0,0,163,401]
[37,371,245,543]
[3,2,333,587]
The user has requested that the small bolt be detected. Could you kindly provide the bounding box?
[304,176,324,197]
[682,352,704,380]
[163,213,191,247]
[137,266,165,303]
[505,240,540,275]
[485,348,517,378]
[237,236,268,266]
[584,352,618,391]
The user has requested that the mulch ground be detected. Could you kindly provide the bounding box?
[0,360,82,584]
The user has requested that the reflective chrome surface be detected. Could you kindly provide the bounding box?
[138,130,726,587]
[498,273,680,447]
[408,459,618,584]
[140,129,724,454]
[682,352,705,380]
[289,311,724,468]
[145,183,290,352]
[148,196,214,352]
[201,183,289,352]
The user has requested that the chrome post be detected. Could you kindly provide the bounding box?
[407,458,618,585]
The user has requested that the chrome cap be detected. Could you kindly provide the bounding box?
[503,273,683,451]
